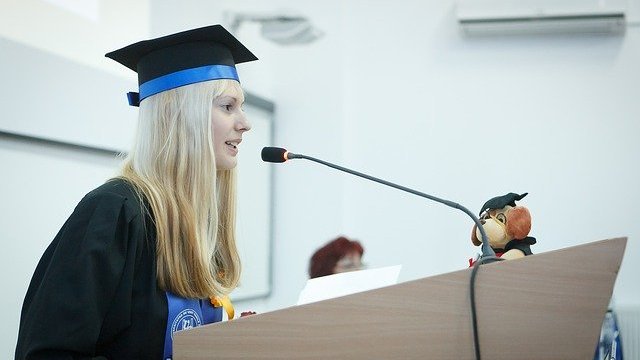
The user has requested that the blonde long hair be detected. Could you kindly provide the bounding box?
[119,79,241,299]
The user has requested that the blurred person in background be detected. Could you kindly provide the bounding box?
[309,236,365,279]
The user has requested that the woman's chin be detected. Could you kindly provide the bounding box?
[216,158,237,170]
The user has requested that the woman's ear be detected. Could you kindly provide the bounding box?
[506,206,531,239]
[471,224,482,246]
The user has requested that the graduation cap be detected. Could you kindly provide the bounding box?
[479,192,528,216]
[105,24,258,107]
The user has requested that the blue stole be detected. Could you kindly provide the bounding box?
[163,292,223,359]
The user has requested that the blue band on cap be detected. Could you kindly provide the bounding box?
[131,64,239,107]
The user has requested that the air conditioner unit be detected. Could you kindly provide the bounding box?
[456,0,626,35]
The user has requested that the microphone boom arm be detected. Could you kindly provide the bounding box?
[287,152,497,260]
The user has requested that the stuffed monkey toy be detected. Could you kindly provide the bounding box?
[469,192,536,266]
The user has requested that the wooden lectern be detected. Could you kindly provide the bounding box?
[174,237,627,359]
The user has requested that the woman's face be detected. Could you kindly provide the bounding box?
[333,252,363,274]
[211,86,251,170]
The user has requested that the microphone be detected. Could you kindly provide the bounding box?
[261,146,497,261]
[260,147,290,163]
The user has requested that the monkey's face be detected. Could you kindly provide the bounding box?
[475,206,512,249]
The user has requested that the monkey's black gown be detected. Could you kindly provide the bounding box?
[15,179,222,360]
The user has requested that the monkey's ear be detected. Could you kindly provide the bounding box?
[506,206,531,239]
[471,224,482,246]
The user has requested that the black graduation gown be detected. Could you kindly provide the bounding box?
[16,179,167,359]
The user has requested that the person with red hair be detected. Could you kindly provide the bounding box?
[309,236,365,278]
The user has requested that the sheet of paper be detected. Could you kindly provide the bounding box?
[296,265,402,306]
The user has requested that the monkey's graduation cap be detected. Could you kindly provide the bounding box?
[479,192,528,215]
[105,24,257,107]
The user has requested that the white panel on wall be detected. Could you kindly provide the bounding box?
[0,36,137,152]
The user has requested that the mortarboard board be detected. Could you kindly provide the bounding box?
[105,24,257,107]
[479,192,528,215]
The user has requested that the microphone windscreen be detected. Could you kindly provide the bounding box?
[261,147,288,163]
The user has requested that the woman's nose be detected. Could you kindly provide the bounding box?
[236,113,252,132]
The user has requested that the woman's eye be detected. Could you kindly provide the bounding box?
[223,104,233,111]
[496,214,506,223]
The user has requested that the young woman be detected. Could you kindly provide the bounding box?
[15,25,256,359]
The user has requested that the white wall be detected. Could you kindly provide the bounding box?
[340,1,640,308]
